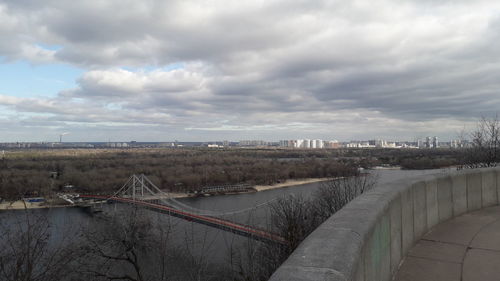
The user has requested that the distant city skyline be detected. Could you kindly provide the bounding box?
[0,136,466,147]
[0,135,465,144]
[1,1,499,142]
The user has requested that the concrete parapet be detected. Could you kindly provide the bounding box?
[481,170,497,207]
[389,197,402,276]
[437,176,453,222]
[466,172,482,211]
[425,180,439,229]
[269,167,500,281]
[451,174,467,216]
[497,170,500,205]
[400,188,414,256]
[412,182,427,241]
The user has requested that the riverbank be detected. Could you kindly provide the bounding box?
[143,177,332,199]
[0,200,71,210]
[254,177,330,191]
[0,178,332,210]
[158,178,331,199]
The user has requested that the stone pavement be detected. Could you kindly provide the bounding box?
[394,205,500,281]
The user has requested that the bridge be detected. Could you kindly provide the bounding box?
[75,174,285,245]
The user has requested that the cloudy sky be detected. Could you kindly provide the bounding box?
[1,0,499,142]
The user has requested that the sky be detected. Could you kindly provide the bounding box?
[1,0,499,142]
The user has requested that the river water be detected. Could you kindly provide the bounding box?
[0,168,451,265]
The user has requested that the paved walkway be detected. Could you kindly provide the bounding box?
[394,205,500,281]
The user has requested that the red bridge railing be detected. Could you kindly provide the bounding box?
[79,195,286,244]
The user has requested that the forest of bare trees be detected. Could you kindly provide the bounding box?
[0,148,362,201]
[0,146,468,201]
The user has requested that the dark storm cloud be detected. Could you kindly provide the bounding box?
[1,0,500,140]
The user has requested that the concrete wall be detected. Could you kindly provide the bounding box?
[269,168,500,281]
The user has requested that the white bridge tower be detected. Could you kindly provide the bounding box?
[113,174,163,200]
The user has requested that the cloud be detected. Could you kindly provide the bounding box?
[1,0,500,140]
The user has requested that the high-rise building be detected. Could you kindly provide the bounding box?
[280,139,327,149]
[314,139,324,148]
[238,140,267,146]
[374,139,387,148]
[311,140,316,149]
[303,139,311,148]
[296,139,304,148]
[425,136,431,148]
[432,136,439,148]
[422,136,439,148]
[325,140,340,148]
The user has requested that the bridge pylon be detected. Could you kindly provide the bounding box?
[113,174,163,200]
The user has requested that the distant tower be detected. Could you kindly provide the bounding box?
[315,139,324,148]
[296,139,304,148]
[425,136,431,148]
[59,132,69,143]
[432,136,439,148]
[304,139,311,148]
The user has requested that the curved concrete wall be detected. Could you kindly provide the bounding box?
[269,168,500,281]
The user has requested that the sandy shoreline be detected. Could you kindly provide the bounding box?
[161,178,330,198]
[0,201,71,210]
[254,177,330,191]
[0,177,331,210]
[134,177,331,199]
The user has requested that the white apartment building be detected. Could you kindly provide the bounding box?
[279,139,326,149]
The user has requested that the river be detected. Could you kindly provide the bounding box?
[0,168,451,266]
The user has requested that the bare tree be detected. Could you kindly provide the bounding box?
[268,173,376,252]
[234,194,320,280]
[77,207,156,281]
[77,207,235,281]
[0,210,76,281]
[238,172,377,281]
[313,173,377,222]
[465,116,500,168]
[269,195,319,251]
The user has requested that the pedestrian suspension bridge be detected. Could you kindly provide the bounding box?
[77,174,286,244]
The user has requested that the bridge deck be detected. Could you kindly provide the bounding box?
[79,195,286,244]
